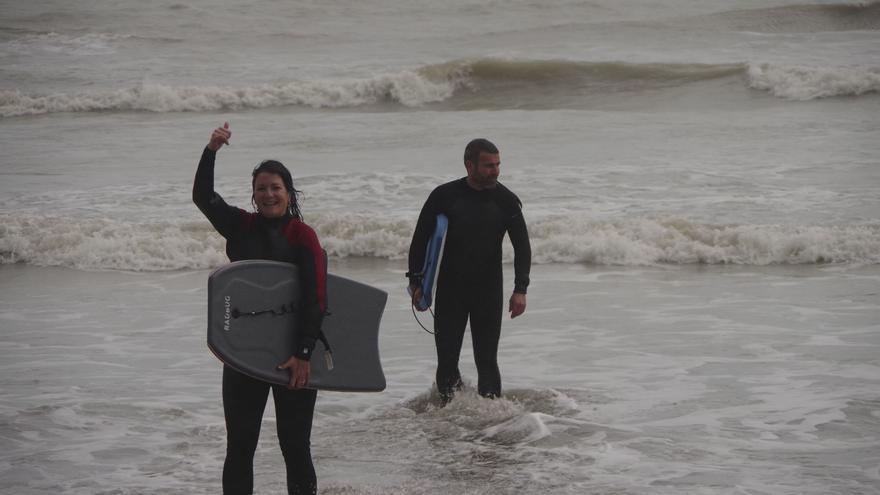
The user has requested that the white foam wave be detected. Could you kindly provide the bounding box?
[479,412,553,444]
[1,214,877,271]
[0,215,227,271]
[313,214,414,260]
[528,216,880,265]
[747,63,880,100]
[0,71,458,117]
[4,60,877,116]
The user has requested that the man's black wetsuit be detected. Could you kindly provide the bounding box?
[408,177,531,400]
[194,147,325,495]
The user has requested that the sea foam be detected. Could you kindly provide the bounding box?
[747,63,880,100]
[0,69,458,117]
[2,213,877,271]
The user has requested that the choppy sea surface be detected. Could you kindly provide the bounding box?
[1,0,878,493]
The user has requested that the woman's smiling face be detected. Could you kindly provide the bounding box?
[253,172,290,218]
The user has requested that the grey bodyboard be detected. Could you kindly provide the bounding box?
[207,260,387,392]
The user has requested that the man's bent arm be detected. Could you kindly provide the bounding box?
[508,211,531,294]
[407,190,441,286]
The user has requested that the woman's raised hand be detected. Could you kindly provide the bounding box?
[207,122,231,152]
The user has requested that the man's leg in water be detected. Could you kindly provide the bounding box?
[434,287,467,403]
[470,287,504,398]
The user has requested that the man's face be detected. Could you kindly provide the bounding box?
[466,152,500,189]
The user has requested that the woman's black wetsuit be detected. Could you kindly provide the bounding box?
[194,147,326,495]
[408,178,531,400]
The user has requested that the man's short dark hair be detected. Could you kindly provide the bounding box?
[464,138,499,165]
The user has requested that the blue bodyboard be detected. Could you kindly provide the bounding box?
[409,214,448,311]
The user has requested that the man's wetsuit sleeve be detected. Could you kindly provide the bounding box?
[507,203,531,294]
[192,147,247,238]
[407,188,442,285]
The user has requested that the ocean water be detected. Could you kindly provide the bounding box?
[1,0,879,493]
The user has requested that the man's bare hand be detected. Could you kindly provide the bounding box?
[409,284,428,311]
[509,292,526,318]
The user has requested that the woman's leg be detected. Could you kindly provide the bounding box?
[272,386,318,495]
[222,366,270,494]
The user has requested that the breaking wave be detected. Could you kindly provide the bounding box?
[2,213,877,271]
[3,58,878,117]
[747,63,880,100]
[0,71,456,117]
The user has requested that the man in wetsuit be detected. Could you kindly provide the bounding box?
[407,138,531,403]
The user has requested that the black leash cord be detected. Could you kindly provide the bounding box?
[411,303,435,335]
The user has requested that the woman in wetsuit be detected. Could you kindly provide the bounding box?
[193,122,326,495]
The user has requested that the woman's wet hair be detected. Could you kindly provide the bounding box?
[251,159,303,220]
